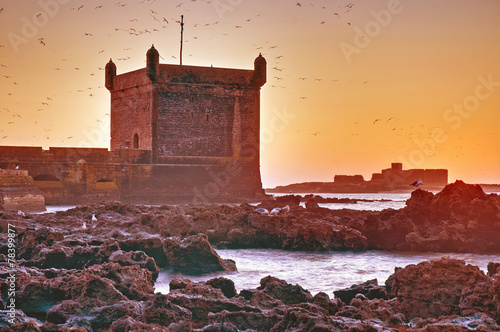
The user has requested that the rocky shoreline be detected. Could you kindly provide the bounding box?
[0,181,499,331]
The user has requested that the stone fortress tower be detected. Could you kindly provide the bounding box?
[105,45,267,200]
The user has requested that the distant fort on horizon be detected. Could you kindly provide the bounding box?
[0,45,267,206]
[267,163,449,193]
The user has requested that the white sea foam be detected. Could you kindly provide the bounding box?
[155,249,500,296]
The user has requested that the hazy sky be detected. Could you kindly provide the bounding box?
[1,0,499,188]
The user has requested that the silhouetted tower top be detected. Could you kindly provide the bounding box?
[252,53,267,87]
[146,44,160,82]
[105,58,116,91]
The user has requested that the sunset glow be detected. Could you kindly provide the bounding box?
[1,0,499,188]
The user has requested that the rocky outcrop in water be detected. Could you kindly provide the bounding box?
[1,181,500,330]
[362,181,500,253]
[151,257,497,330]
[164,234,236,275]
[2,181,498,258]
[2,240,500,330]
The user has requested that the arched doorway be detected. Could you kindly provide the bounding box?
[133,133,139,149]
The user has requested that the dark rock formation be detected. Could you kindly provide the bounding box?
[119,235,168,267]
[488,262,500,277]
[2,182,500,331]
[163,234,236,275]
[3,257,500,331]
[360,181,500,253]
[108,249,160,279]
[205,277,237,299]
[333,278,388,305]
[257,276,313,305]
[386,257,490,320]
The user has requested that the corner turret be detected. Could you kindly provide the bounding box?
[105,58,116,91]
[147,44,160,82]
[252,53,266,87]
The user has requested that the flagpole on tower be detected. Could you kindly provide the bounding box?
[180,15,184,65]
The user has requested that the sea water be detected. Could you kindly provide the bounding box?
[155,249,499,296]
[155,192,500,295]
[275,192,412,211]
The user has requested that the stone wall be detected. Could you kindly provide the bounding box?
[0,170,46,212]
[157,89,235,157]
[110,83,153,151]
[0,155,264,205]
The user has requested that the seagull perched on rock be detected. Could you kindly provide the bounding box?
[410,180,423,187]
[91,214,97,222]
[270,207,281,215]
[254,208,269,215]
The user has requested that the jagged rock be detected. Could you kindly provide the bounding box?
[120,235,168,267]
[257,275,313,305]
[207,309,278,332]
[169,278,226,300]
[88,300,144,331]
[274,195,302,207]
[138,294,192,327]
[361,181,500,253]
[336,294,399,323]
[27,245,72,269]
[329,316,390,331]
[24,241,121,270]
[169,278,193,291]
[249,215,368,251]
[2,186,499,332]
[72,274,128,310]
[459,277,497,320]
[386,257,489,320]
[16,262,154,319]
[460,272,500,323]
[313,292,342,316]
[304,197,320,210]
[270,305,335,332]
[333,279,387,305]
[205,278,237,299]
[167,294,261,329]
[46,300,83,325]
[163,234,236,275]
[17,228,64,259]
[84,262,155,301]
[488,262,500,277]
[59,316,91,330]
[407,314,500,331]
[108,250,160,279]
[109,317,169,332]
[40,322,89,331]
[16,274,73,316]
[194,322,239,332]
[155,213,195,238]
[245,290,284,310]
[0,321,41,332]
[0,309,42,328]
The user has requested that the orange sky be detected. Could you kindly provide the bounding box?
[1,0,499,188]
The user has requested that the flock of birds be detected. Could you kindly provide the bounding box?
[0,0,373,145]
